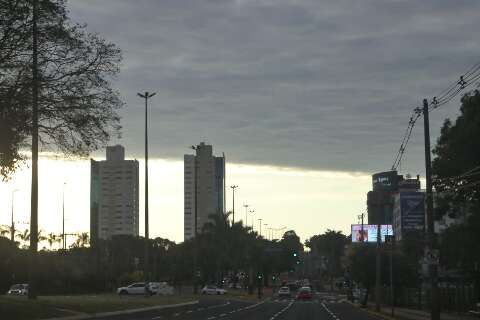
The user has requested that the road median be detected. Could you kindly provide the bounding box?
[0,294,198,320]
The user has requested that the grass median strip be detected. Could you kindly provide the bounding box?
[0,294,195,320]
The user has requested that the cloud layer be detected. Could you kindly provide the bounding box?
[68,0,480,174]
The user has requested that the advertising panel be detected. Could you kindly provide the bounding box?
[372,171,400,192]
[399,192,425,230]
[351,224,393,243]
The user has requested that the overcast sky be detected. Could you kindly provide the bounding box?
[2,0,479,244]
[66,0,480,175]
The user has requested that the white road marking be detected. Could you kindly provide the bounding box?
[152,316,162,320]
[321,302,341,320]
[269,300,294,320]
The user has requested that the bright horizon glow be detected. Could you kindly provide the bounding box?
[0,155,371,247]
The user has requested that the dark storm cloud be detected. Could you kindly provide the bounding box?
[68,0,480,173]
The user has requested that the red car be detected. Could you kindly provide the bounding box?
[296,287,313,300]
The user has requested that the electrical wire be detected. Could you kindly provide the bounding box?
[391,61,480,171]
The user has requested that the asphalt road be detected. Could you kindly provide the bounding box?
[96,292,382,320]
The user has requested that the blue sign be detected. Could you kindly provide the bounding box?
[399,192,425,230]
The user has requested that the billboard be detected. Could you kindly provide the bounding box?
[351,224,393,243]
[393,192,425,240]
[372,171,400,192]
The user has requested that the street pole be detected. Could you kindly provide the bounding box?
[11,190,18,243]
[258,219,262,237]
[243,204,249,227]
[249,210,255,231]
[137,91,156,292]
[230,185,238,226]
[62,183,66,250]
[375,223,381,312]
[29,0,39,300]
[390,235,395,318]
[422,98,440,320]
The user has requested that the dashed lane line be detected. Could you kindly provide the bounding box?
[151,301,232,319]
[321,302,341,320]
[269,300,294,320]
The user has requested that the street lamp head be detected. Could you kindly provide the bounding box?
[137,92,146,98]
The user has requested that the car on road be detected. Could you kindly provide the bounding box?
[201,285,227,295]
[278,286,291,298]
[149,282,174,295]
[7,283,28,296]
[117,282,148,295]
[296,286,313,300]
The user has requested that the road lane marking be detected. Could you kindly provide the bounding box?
[152,316,162,320]
[321,302,341,320]
[269,300,294,320]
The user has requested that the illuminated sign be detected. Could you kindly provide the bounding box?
[351,224,393,243]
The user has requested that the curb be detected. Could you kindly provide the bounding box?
[344,300,395,320]
[44,300,199,320]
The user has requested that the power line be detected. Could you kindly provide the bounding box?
[391,61,480,170]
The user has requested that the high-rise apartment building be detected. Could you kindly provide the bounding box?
[184,142,225,240]
[90,145,139,245]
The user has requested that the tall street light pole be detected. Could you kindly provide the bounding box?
[230,185,238,226]
[243,204,249,227]
[137,91,156,289]
[249,210,255,231]
[62,182,66,250]
[11,189,19,242]
[258,219,262,237]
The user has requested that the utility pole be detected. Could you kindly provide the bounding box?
[358,213,365,242]
[137,91,156,292]
[375,223,381,312]
[62,183,66,250]
[11,189,18,243]
[230,185,238,225]
[243,204,249,227]
[249,210,255,231]
[29,0,39,300]
[258,219,262,237]
[422,98,440,320]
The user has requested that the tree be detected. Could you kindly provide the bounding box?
[430,90,480,301]
[0,0,123,181]
[305,230,348,288]
[432,90,480,213]
[72,232,89,248]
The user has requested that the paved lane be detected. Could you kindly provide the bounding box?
[95,293,383,320]
[96,298,254,320]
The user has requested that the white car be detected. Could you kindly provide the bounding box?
[201,285,227,295]
[278,286,291,298]
[7,283,28,295]
[149,282,174,295]
[117,282,147,295]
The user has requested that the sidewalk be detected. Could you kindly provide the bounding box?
[360,303,477,320]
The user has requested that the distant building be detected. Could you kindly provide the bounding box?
[90,145,139,245]
[184,142,225,240]
[367,171,422,226]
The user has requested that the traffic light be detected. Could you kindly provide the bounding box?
[293,252,297,257]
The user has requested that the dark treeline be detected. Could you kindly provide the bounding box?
[0,212,304,294]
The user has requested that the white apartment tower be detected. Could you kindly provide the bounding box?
[184,142,225,240]
[90,145,139,245]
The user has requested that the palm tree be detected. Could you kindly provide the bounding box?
[74,232,89,248]
[0,225,10,237]
[16,229,30,248]
[47,232,58,249]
